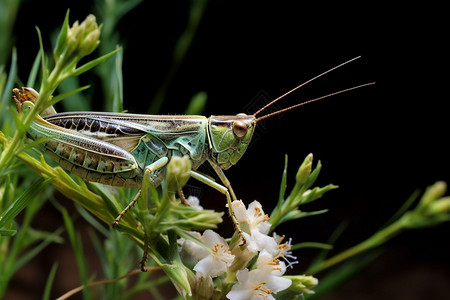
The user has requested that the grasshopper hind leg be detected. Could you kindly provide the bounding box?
[140,232,149,272]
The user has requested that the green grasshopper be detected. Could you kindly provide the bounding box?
[13,57,373,243]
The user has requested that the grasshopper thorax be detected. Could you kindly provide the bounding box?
[208,114,256,170]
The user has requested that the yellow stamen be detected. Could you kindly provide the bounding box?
[252,281,272,299]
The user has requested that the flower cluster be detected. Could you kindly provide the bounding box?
[180,199,311,299]
[53,13,101,78]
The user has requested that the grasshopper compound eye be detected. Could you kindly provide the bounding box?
[232,120,248,138]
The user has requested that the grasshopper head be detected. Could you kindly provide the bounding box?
[12,87,39,113]
[208,114,256,170]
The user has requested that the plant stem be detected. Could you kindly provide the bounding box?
[307,219,404,274]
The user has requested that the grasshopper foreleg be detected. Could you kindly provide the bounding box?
[177,188,189,206]
[190,170,246,245]
[112,157,169,228]
[209,164,238,202]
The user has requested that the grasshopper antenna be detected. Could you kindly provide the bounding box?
[254,82,375,122]
[253,56,362,117]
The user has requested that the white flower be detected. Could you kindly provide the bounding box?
[232,200,278,255]
[255,249,288,277]
[227,250,292,300]
[226,268,273,300]
[226,267,291,300]
[183,230,234,278]
[233,200,271,234]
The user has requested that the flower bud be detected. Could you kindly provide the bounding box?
[425,197,450,216]
[166,155,192,192]
[78,15,100,57]
[54,14,101,70]
[296,153,313,186]
[79,28,100,56]
[160,263,192,298]
[83,14,98,33]
[189,274,217,299]
[66,21,81,56]
[419,181,447,209]
[284,274,318,294]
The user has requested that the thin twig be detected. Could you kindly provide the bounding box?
[56,266,161,300]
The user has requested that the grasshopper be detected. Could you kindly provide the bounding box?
[12,57,373,244]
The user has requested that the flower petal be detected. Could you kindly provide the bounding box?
[194,255,227,277]
[267,276,292,294]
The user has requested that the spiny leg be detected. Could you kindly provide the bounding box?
[140,232,149,272]
[112,190,141,228]
[208,161,238,201]
[207,161,245,245]
[112,157,169,228]
[116,157,169,270]
[190,170,246,245]
[178,188,189,206]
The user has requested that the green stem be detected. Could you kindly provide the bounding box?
[0,61,63,176]
[149,191,173,232]
[0,132,22,176]
[307,219,405,274]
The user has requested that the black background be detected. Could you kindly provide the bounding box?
[6,1,450,299]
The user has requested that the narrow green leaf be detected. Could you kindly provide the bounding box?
[0,66,6,100]
[58,77,91,111]
[303,160,322,191]
[19,136,51,152]
[184,91,207,115]
[1,174,12,211]
[87,183,121,219]
[9,106,26,134]
[0,228,17,236]
[113,46,124,112]
[61,209,77,247]
[49,85,90,107]
[278,155,289,206]
[11,227,64,274]
[27,51,42,88]
[277,209,328,227]
[115,0,144,21]
[87,231,109,283]
[42,263,59,300]
[75,204,109,237]
[0,47,17,104]
[61,208,91,300]
[291,242,333,251]
[383,189,421,227]
[297,209,329,219]
[54,10,70,60]
[299,184,338,205]
[71,48,119,78]
[35,26,48,84]
[0,178,50,228]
